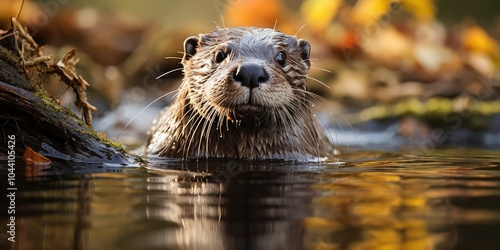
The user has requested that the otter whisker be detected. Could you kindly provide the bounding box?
[306,75,331,89]
[177,101,197,125]
[287,102,304,121]
[198,106,216,157]
[164,56,183,60]
[289,89,336,142]
[197,114,210,158]
[293,89,355,149]
[185,113,206,159]
[293,89,326,102]
[156,67,184,80]
[293,24,306,38]
[217,110,225,137]
[116,89,180,140]
[212,20,222,30]
[191,97,223,158]
[221,15,227,29]
[315,111,337,151]
[268,20,279,44]
[323,112,352,150]
[310,66,332,73]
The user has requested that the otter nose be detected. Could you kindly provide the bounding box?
[232,63,269,89]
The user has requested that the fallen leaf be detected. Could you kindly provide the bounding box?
[224,0,283,28]
[462,26,498,55]
[325,23,359,50]
[300,0,343,32]
[351,0,391,25]
[22,146,52,165]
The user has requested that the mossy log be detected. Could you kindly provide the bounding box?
[0,46,140,164]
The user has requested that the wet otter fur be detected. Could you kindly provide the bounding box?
[146,27,334,160]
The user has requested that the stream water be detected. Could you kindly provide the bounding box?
[1,146,500,250]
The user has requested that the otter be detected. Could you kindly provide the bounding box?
[146,27,335,160]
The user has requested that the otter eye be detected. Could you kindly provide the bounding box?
[275,52,287,66]
[215,49,227,63]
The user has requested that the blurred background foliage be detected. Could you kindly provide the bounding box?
[1,0,499,142]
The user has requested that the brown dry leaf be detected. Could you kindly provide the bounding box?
[462,26,498,55]
[400,0,436,22]
[300,0,343,32]
[350,0,391,25]
[22,146,52,165]
[52,48,97,126]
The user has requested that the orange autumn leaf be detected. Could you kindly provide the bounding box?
[23,146,52,165]
[324,23,359,50]
[400,0,436,22]
[351,0,391,25]
[300,0,343,32]
[224,0,283,28]
[461,26,498,55]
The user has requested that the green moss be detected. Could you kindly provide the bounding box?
[346,97,500,127]
[33,91,78,118]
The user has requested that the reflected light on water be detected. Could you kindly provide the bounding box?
[1,149,500,249]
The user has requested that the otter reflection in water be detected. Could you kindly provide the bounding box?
[146,27,335,160]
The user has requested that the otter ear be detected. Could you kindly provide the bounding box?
[298,39,311,69]
[183,36,200,62]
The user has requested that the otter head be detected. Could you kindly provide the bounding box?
[181,27,311,123]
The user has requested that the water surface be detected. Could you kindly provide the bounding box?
[1,148,500,250]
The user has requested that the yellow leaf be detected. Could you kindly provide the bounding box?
[300,0,343,32]
[351,0,391,25]
[302,217,343,230]
[462,26,498,55]
[400,0,436,22]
